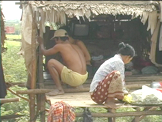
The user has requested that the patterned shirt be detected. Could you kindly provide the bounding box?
[90,54,125,92]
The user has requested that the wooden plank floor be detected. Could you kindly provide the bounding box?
[46,92,162,108]
[44,73,162,108]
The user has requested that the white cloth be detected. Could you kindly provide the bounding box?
[141,11,149,25]
[147,11,158,35]
[160,2,162,22]
[159,23,162,51]
[90,54,125,92]
[149,20,162,67]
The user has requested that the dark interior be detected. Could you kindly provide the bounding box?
[42,14,160,81]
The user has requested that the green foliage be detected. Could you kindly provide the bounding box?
[1,87,29,121]
[1,39,29,122]
[1,38,48,122]
[2,40,27,82]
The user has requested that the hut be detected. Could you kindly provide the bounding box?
[15,1,162,122]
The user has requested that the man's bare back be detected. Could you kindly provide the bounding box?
[56,43,87,75]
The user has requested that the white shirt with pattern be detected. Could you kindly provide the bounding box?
[90,54,125,92]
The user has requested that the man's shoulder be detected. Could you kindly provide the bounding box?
[54,43,70,48]
[54,43,65,47]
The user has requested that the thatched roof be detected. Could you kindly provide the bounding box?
[29,1,159,18]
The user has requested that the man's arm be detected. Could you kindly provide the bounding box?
[37,36,59,56]
[76,40,91,65]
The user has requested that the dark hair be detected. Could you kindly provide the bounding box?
[118,42,135,57]
[54,36,69,42]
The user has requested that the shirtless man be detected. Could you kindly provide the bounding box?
[59,26,91,65]
[37,29,88,96]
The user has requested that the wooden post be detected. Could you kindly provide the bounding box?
[30,10,37,90]
[40,94,46,122]
[133,107,140,122]
[29,4,37,122]
[38,9,44,89]
[37,10,46,122]
[107,109,115,122]
[131,107,157,122]
[29,94,36,122]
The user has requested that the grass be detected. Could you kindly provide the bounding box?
[4,40,21,47]
[6,34,21,41]
[2,40,26,83]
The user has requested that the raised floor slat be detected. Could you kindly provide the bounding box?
[45,92,162,108]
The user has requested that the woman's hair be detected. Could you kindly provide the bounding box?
[118,42,135,57]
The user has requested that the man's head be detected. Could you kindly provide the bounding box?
[50,29,69,43]
[118,42,135,64]
[59,26,72,37]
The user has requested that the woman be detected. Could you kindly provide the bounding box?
[90,42,135,108]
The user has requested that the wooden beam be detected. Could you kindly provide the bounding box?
[16,88,90,94]
[75,110,162,117]
[7,88,30,102]
[0,98,19,104]
[1,115,24,120]
[6,82,26,87]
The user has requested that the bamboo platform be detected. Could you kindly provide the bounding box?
[44,74,162,122]
[46,92,162,108]
[46,92,162,122]
[15,73,162,122]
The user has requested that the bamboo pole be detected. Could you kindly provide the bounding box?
[0,98,19,104]
[75,110,162,117]
[30,12,37,90]
[5,82,26,87]
[1,115,24,120]
[38,8,44,89]
[37,10,46,122]
[8,87,49,112]
[7,88,29,102]
[16,88,90,94]
[40,94,46,122]
[107,109,115,122]
[29,4,37,122]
